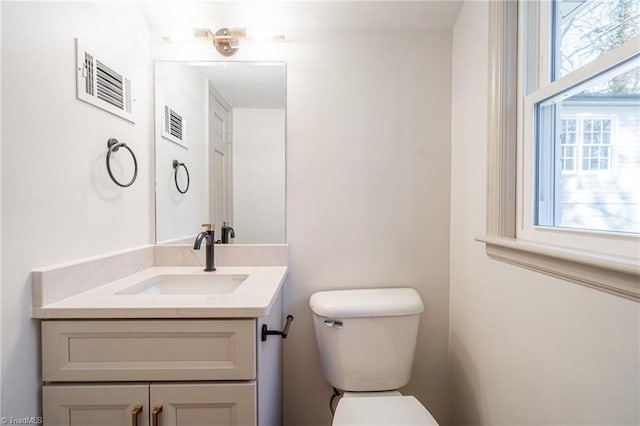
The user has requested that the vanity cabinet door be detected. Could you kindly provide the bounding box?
[43,384,149,426]
[149,382,256,426]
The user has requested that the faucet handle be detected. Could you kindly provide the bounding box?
[201,223,213,232]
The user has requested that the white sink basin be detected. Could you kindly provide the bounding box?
[116,274,249,296]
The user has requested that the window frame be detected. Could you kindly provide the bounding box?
[477,0,640,302]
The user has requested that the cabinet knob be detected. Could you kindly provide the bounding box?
[152,405,163,426]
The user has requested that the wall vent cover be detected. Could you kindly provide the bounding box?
[76,39,134,123]
[161,105,187,147]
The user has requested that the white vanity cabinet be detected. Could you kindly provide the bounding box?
[40,297,284,426]
[32,248,289,426]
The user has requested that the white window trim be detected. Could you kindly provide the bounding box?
[477,1,640,302]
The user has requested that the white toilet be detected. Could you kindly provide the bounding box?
[309,288,439,425]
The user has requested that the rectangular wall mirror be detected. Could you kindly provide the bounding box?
[154,61,286,244]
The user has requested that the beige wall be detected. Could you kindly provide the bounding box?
[449,2,640,424]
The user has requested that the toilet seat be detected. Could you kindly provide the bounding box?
[332,395,439,425]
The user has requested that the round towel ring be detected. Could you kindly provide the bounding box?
[106,138,138,188]
[173,160,190,194]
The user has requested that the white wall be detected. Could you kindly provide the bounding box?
[232,108,285,244]
[449,2,640,424]
[1,3,152,417]
[155,62,207,243]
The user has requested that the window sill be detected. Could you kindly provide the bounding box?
[476,235,640,301]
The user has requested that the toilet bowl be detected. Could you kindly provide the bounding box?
[333,393,438,426]
[309,288,439,426]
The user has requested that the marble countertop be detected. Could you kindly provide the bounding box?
[32,265,288,319]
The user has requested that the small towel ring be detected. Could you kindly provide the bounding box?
[173,160,190,194]
[106,138,138,188]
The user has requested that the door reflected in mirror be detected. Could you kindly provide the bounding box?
[155,62,286,244]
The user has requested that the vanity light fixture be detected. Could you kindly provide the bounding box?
[193,27,284,57]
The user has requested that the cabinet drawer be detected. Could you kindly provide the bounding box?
[42,320,256,382]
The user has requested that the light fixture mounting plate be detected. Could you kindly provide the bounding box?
[214,28,238,57]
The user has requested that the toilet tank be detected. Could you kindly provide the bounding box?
[309,288,424,392]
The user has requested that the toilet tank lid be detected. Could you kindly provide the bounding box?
[309,288,424,318]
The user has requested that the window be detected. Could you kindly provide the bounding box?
[529,1,640,236]
[480,0,640,301]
